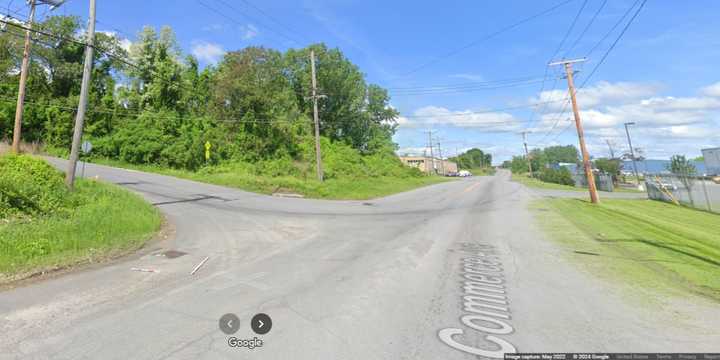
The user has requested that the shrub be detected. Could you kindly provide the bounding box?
[537,167,575,186]
[0,155,70,218]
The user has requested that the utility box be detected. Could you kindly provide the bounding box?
[702,147,720,175]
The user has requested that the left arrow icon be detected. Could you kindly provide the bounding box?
[219,313,240,335]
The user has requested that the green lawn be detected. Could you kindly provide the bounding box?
[87,158,451,200]
[512,172,643,193]
[512,173,578,191]
[535,198,720,301]
[466,167,496,176]
[0,179,161,282]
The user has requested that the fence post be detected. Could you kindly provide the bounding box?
[701,177,712,212]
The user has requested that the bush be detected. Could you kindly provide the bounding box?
[0,155,70,218]
[537,167,575,186]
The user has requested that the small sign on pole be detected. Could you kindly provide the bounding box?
[81,140,92,154]
[204,141,212,162]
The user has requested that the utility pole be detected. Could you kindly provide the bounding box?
[624,122,640,186]
[521,131,533,177]
[426,130,434,175]
[10,0,36,153]
[10,0,64,153]
[605,139,616,159]
[310,50,324,182]
[65,0,96,189]
[550,58,599,204]
[436,142,444,175]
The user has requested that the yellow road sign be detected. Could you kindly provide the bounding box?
[204,141,212,161]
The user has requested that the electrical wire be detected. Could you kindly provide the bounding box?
[563,0,607,57]
[579,0,647,88]
[393,0,576,79]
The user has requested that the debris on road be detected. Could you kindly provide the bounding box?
[190,256,210,275]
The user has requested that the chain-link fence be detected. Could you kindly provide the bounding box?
[645,174,720,213]
[574,172,615,192]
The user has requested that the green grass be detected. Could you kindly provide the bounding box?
[535,198,720,301]
[512,172,643,193]
[0,179,161,282]
[87,158,451,200]
[466,167,496,176]
[512,173,579,191]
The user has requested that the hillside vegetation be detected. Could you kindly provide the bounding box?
[0,17,445,198]
[0,155,160,281]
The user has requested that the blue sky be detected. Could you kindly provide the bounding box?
[18,0,720,163]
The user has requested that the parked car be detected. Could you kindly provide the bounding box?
[445,172,458,177]
[458,170,472,177]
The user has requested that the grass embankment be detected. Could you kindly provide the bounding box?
[467,167,496,176]
[512,173,577,191]
[536,198,720,301]
[512,173,643,193]
[88,158,450,200]
[0,155,161,282]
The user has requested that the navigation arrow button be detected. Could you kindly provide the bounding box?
[251,313,272,335]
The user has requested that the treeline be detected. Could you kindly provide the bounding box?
[449,148,492,169]
[0,16,400,173]
[503,145,579,174]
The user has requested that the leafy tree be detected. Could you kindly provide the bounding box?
[543,145,579,164]
[510,155,529,174]
[537,167,574,186]
[594,158,621,184]
[449,148,492,169]
[528,148,547,173]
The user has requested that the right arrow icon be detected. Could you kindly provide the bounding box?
[251,313,272,335]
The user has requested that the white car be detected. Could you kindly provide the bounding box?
[458,170,472,177]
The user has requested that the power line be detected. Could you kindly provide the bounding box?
[526,0,587,132]
[197,0,303,46]
[584,0,641,58]
[389,77,560,96]
[579,0,647,88]
[402,99,566,119]
[563,0,607,57]
[386,75,545,91]
[235,0,310,43]
[529,0,646,146]
[394,0,576,79]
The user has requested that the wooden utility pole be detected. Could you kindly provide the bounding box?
[309,50,324,182]
[436,142,444,175]
[65,0,96,189]
[426,130,434,175]
[624,122,640,186]
[605,139,616,159]
[11,0,36,153]
[550,58,599,204]
[521,131,533,177]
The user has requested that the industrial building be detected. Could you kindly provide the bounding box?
[399,156,458,175]
[702,147,720,175]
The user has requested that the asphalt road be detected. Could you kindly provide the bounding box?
[1,161,718,359]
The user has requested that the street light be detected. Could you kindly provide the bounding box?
[624,122,641,188]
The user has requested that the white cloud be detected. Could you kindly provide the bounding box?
[240,24,259,40]
[191,41,225,64]
[533,81,661,111]
[396,146,428,156]
[98,31,132,52]
[701,82,720,97]
[399,106,522,132]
